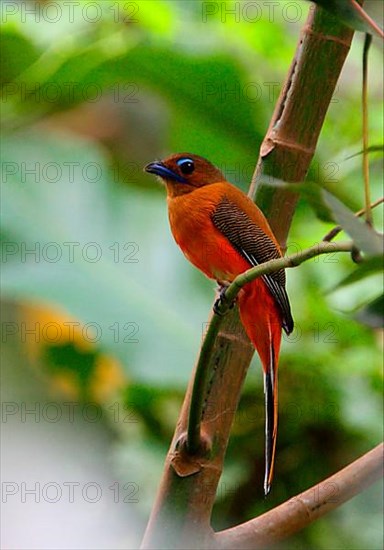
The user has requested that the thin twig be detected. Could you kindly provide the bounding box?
[215,442,383,549]
[187,241,353,454]
[351,0,384,39]
[362,33,373,225]
[322,196,384,242]
[221,242,352,309]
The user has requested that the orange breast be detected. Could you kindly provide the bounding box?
[167,183,250,282]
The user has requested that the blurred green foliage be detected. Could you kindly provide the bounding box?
[1,1,383,548]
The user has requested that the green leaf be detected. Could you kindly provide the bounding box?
[354,294,384,328]
[44,342,99,399]
[333,256,383,289]
[345,145,384,160]
[308,0,384,37]
[297,182,335,223]
[268,179,334,223]
[3,41,262,175]
[5,40,262,150]
[0,29,40,85]
[323,191,384,256]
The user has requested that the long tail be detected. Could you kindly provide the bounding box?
[238,279,282,495]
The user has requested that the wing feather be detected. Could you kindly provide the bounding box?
[211,196,294,334]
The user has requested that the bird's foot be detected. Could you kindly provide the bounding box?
[213,283,235,316]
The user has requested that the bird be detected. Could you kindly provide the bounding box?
[145,153,294,494]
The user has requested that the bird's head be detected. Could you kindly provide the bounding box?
[144,153,224,196]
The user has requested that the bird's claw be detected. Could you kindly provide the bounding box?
[213,297,225,316]
[213,284,235,316]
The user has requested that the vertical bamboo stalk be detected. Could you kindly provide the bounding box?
[251,6,356,248]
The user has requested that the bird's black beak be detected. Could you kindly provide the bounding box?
[144,161,187,184]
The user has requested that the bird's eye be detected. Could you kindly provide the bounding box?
[176,158,195,175]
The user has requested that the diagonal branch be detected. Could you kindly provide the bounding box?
[221,241,352,307]
[215,443,383,549]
